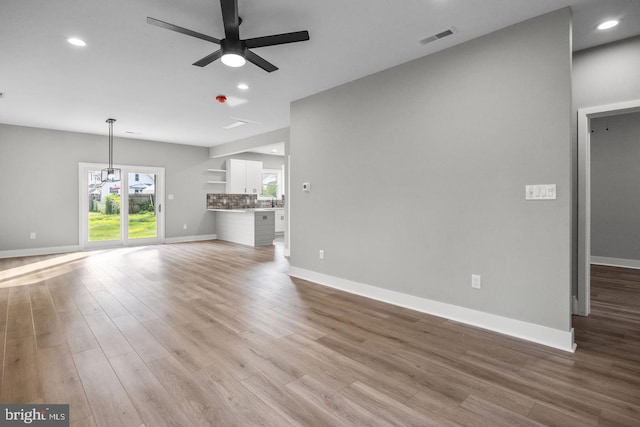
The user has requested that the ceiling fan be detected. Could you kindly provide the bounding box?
[147,0,310,72]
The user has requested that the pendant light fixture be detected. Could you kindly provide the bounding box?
[101,118,121,182]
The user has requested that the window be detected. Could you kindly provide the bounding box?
[260,169,282,198]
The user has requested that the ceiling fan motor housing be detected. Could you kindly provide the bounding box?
[221,38,246,56]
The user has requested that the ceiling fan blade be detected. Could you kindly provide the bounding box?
[193,50,223,67]
[245,50,278,73]
[220,0,240,40]
[147,17,220,44]
[244,31,310,49]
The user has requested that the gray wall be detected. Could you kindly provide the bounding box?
[590,112,640,260]
[0,124,217,252]
[290,10,572,331]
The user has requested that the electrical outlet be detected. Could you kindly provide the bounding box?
[471,274,481,289]
[319,249,324,260]
[183,224,188,230]
[30,232,36,239]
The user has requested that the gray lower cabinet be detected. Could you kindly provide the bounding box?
[214,210,275,247]
[275,209,285,234]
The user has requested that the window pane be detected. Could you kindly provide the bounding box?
[128,173,157,239]
[88,170,121,242]
[261,172,278,197]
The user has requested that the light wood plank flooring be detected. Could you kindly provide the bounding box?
[1,242,639,426]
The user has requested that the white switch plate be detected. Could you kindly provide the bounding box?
[319,249,324,260]
[471,274,481,289]
[30,232,36,240]
[525,184,556,200]
[168,194,174,200]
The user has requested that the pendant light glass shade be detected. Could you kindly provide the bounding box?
[101,118,121,182]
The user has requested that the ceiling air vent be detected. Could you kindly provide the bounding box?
[223,120,248,130]
[420,28,455,45]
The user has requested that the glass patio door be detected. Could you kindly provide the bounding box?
[80,163,164,248]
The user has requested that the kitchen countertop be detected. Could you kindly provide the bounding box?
[207,207,283,213]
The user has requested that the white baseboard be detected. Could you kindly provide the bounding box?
[0,236,219,259]
[289,266,576,353]
[591,256,640,270]
[0,245,81,259]
[164,234,217,244]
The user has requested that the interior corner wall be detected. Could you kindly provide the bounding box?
[571,36,640,293]
[572,36,640,111]
[290,9,572,332]
[0,124,216,252]
[590,112,640,261]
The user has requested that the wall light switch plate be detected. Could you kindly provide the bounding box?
[526,184,557,200]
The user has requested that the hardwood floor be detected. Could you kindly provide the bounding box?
[0,243,639,426]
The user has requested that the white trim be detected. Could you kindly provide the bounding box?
[0,245,80,259]
[577,99,640,317]
[591,256,640,270]
[164,234,218,244]
[283,248,291,257]
[289,266,576,353]
[0,236,218,259]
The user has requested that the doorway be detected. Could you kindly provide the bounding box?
[576,99,640,315]
[79,163,165,248]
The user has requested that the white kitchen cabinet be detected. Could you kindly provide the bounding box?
[225,159,263,194]
[245,160,263,195]
[275,209,285,234]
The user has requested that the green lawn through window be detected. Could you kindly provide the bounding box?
[89,211,157,241]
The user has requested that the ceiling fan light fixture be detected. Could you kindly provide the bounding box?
[597,19,620,30]
[221,53,246,67]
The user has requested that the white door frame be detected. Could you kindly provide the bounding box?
[576,99,640,316]
[79,162,165,249]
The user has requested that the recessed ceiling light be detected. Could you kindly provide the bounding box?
[67,37,87,47]
[237,83,249,90]
[597,20,620,30]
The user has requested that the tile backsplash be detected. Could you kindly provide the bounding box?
[207,194,284,210]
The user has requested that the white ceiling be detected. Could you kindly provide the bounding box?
[1,0,638,148]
